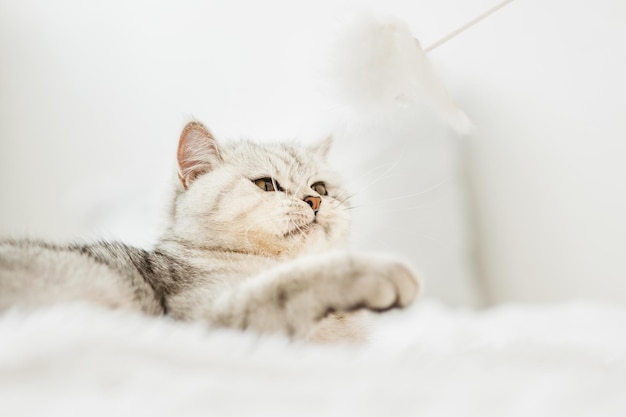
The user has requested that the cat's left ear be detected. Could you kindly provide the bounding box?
[177,121,222,189]
[312,136,333,160]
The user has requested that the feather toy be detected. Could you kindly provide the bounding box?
[329,0,515,135]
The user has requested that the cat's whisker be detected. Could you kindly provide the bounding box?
[328,197,352,213]
[358,179,447,207]
[333,168,448,214]
[288,218,311,247]
[342,187,442,211]
[329,192,352,208]
[359,159,404,178]
[343,204,430,213]
[332,151,408,207]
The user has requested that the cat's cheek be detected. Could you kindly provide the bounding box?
[231,206,306,255]
[317,208,351,243]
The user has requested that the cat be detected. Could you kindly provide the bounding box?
[0,121,419,342]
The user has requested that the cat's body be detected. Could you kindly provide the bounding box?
[0,122,419,342]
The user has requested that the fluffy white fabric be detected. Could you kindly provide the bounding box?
[2,301,625,416]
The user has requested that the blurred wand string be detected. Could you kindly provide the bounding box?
[424,0,515,52]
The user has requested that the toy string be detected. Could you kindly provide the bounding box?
[424,0,515,52]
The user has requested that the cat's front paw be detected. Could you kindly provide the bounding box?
[305,259,419,344]
[282,253,420,338]
[324,254,419,314]
[212,253,420,340]
[360,258,419,311]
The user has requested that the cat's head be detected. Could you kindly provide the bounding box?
[164,121,351,257]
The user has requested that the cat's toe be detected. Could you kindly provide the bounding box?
[363,277,398,311]
[350,258,419,312]
[389,262,420,307]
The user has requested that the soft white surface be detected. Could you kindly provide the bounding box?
[1,301,625,416]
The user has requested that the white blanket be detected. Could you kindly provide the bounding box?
[1,301,625,416]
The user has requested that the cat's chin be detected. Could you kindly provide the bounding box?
[269,225,331,257]
[282,221,319,239]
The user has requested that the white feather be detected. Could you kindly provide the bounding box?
[329,13,473,135]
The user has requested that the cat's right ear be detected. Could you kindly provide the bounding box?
[177,121,222,189]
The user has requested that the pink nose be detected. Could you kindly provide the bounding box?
[303,196,321,212]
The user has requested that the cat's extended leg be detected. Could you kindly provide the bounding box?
[208,252,419,338]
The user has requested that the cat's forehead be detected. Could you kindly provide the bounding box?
[223,141,323,179]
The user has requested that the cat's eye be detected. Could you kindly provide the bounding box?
[254,177,281,192]
[311,182,328,196]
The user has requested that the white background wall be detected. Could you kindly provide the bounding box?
[1,0,625,306]
[441,0,626,304]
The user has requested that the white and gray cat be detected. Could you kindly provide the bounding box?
[0,121,419,342]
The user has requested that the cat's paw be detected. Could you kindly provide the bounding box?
[323,254,419,313]
[213,253,420,339]
[282,254,420,337]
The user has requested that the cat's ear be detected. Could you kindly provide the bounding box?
[312,136,333,159]
[177,121,222,189]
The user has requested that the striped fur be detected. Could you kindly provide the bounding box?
[0,122,419,342]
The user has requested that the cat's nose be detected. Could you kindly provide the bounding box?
[303,196,321,213]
